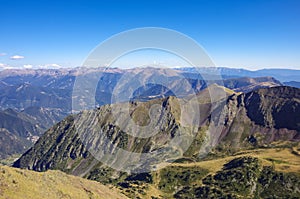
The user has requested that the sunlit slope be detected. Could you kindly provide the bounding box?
[0,165,128,199]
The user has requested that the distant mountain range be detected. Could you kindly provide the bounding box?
[178,67,300,82]
[0,67,296,160]
[0,67,290,111]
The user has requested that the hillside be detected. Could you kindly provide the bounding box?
[0,129,28,160]
[13,86,300,198]
[223,76,282,93]
[0,165,128,199]
[284,81,300,88]
[0,107,66,159]
[10,146,300,198]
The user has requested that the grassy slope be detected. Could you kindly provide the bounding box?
[13,131,297,198]
[169,146,300,174]
[137,143,300,198]
[3,145,299,199]
[0,165,128,199]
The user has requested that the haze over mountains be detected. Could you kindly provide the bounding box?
[0,66,299,198]
[0,66,294,111]
[176,67,300,82]
[0,66,293,159]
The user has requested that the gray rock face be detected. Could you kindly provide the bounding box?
[13,97,198,173]
[13,86,300,175]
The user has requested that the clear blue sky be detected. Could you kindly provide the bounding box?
[0,0,300,70]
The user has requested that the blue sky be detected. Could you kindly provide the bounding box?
[0,0,300,70]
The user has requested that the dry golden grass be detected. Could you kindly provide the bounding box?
[0,165,128,199]
[2,146,299,199]
[144,146,300,198]
[157,146,300,175]
[246,148,300,173]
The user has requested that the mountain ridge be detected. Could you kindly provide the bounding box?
[12,86,300,198]
[14,86,300,171]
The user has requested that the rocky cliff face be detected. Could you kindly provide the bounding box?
[194,86,299,157]
[244,86,300,132]
[14,86,300,172]
[13,97,196,173]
